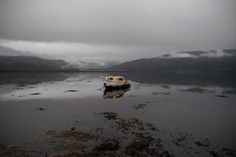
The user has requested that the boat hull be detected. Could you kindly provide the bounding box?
[103,88,130,99]
[104,82,131,90]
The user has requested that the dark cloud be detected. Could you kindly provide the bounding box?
[0,0,236,64]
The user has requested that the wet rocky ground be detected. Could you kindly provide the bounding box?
[0,112,235,157]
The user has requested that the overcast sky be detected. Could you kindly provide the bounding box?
[0,0,236,65]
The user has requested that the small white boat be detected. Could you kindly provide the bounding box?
[104,76,131,89]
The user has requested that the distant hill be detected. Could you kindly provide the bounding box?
[0,46,33,56]
[0,56,68,71]
[108,49,236,74]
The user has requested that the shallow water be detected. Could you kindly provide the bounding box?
[0,72,235,156]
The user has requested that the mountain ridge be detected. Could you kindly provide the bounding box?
[108,49,236,73]
[0,55,68,71]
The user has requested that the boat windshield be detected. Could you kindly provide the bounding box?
[118,77,124,81]
[106,77,113,81]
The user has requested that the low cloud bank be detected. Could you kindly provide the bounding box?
[162,50,236,58]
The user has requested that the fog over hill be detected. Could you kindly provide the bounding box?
[1,49,236,72]
[0,46,119,70]
[108,49,236,73]
[161,49,236,58]
[0,56,67,71]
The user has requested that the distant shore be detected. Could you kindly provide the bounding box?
[0,70,117,73]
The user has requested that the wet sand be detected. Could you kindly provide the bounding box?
[0,72,236,157]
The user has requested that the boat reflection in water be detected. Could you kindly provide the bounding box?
[103,87,131,99]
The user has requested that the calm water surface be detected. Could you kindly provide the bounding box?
[0,72,235,155]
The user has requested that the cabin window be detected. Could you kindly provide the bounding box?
[118,78,123,81]
[108,78,113,80]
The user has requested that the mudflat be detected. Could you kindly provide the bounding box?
[0,72,235,157]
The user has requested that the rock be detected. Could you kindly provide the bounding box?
[93,139,120,151]
[95,127,103,133]
[17,84,26,87]
[115,118,143,132]
[46,130,56,136]
[221,147,231,152]
[220,148,236,156]
[194,138,210,147]
[183,87,206,93]
[64,90,78,92]
[134,103,147,109]
[37,107,45,111]
[102,112,119,120]
[152,92,170,95]
[209,150,220,157]
[49,151,123,157]
[145,123,157,131]
[139,126,145,130]
[161,150,172,157]
[125,137,156,156]
[127,118,143,126]
[48,130,94,141]
[176,134,186,142]
[216,95,228,98]
[73,120,79,124]
[1,145,38,157]
[70,127,76,131]
[125,140,149,155]
[29,93,40,95]
[225,151,235,156]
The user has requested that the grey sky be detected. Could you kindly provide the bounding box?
[0,0,236,64]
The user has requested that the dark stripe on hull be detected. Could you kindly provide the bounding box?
[104,83,131,91]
